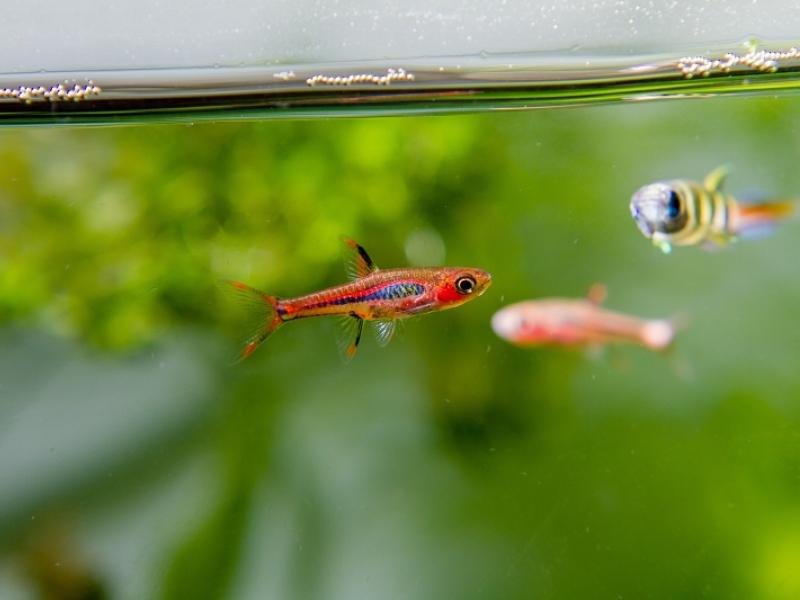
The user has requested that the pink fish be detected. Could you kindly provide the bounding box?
[491,285,679,351]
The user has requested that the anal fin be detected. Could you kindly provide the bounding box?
[337,315,364,361]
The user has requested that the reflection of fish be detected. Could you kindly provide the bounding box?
[491,285,678,351]
[630,166,795,253]
[230,239,491,360]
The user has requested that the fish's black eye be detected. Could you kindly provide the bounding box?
[455,275,476,295]
[666,191,682,218]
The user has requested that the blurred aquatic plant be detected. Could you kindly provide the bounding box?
[0,117,501,351]
[17,519,108,600]
[2,94,800,599]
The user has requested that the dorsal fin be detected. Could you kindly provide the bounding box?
[343,238,378,281]
[587,283,608,305]
[703,165,729,192]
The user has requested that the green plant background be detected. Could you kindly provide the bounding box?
[2,95,800,599]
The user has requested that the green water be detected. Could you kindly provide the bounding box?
[1,89,800,599]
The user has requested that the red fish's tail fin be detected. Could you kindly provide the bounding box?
[226,280,284,361]
[733,200,797,240]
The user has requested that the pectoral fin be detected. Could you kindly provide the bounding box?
[372,320,397,347]
[654,239,672,254]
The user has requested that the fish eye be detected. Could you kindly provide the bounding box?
[455,275,476,295]
[665,190,682,218]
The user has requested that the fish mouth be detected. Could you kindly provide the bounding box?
[467,270,492,296]
[630,182,683,239]
[630,200,658,238]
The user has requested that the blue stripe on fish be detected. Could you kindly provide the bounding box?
[361,282,425,302]
[305,283,425,310]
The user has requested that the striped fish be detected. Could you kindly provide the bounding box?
[228,239,491,360]
[629,166,795,253]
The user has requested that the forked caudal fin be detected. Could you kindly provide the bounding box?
[226,280,283,361]
[734,200,797,240]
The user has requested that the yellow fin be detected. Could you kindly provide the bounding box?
[703,165,729,192]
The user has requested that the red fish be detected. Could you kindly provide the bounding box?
[229,239,492,360]
[491,285,679,351]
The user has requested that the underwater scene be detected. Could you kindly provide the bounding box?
[2,89,800,598]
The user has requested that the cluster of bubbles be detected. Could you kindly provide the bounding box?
[306,68,415,87]
[0,82,102,104]
[677,46,800,78]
